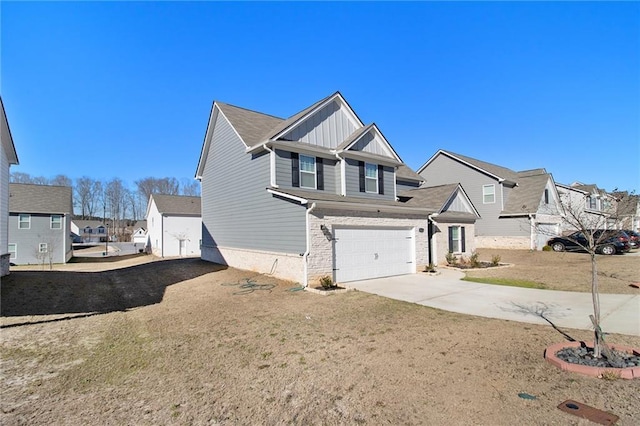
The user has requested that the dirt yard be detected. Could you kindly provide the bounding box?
[1,252,639,425]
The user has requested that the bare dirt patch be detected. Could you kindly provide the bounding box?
[468,249,640,294]
[1,256,639,425]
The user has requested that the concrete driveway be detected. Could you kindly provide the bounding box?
[347,269,640,336]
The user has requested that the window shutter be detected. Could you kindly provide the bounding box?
[359,161,365,192]
[291,152,299,187]
[448,226,453,253]
[377,165,384,195]
[461,226,466,252]
[316,157,324,190]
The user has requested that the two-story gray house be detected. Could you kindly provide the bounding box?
[417,150,562,250]
[8,183,74,265]
[196,92,478,286]
[1,97,19,276]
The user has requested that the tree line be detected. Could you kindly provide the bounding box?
[10,173,200,224]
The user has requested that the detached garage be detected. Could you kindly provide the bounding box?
[333,227,415,282]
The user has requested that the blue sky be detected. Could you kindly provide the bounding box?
[2,1,639,193]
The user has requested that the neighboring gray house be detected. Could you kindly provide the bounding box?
[195,92,475,285]
[1,97,19,276]
[417,150,563,250]
[8,183,74,265]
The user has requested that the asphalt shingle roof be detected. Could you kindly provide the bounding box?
[151,194,201,216]
[216,102,284,147]
[9,183,72,214]
[501,172,551,215]
[400,184,460,211]
[441,150,520,183]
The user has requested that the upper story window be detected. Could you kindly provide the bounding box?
[18,214,30,229]
[365,163,378,193]
[51,215,62,229]
[483,184,495,204]
[544,189,549,204]
[299,154,316,189]
[97,226,105,234]
[587,196,598,210]
[84,226,93,234]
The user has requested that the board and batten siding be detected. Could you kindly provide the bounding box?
[420,154,505,236]
[344,158,395,201]
[349,131,388,156]
[275,149,338,194]
[201,112,306,255]
[280,101,357,149]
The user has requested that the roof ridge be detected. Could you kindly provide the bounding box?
[216,101,284,121]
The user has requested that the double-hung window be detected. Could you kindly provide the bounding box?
[299,154,316,189]
[8,244,17,259]
[51,215,62,229]
[97,226,105,234]
[483,184,495,204]
[448,226,466,253]
[365,163,378,193]
[39,243,48,253]
[18,214,30,229]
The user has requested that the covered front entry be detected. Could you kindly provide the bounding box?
[333,227,415,283]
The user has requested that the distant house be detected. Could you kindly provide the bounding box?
[613,192,640,232]
[195,92,476,285]
[1,97,19,276]
[417,150,563,250]
[8,183,74,265]
[146,194,201,257]
[131,220,149,247]
[556,182,621,232]
[71,219,108,244]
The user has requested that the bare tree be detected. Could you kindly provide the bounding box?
[544,186,630,360]
[50,174,72,187]
[10,172,33,183]
[180,178,200,196]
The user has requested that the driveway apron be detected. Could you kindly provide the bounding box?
[346,269,640,336]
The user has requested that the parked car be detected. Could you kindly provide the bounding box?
[623,230,639,249]
[547,230,631,255]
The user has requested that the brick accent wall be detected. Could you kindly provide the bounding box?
[475,236,530,250]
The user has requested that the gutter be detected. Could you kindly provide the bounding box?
[302,202,317,288]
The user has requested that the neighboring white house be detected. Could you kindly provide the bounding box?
[71,219,109,244]
[131,220,149,247]
[1,97,19,276]
[146,194,201,257]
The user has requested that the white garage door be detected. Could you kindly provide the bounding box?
[333,227,415,283]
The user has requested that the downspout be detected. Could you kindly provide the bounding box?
[263,143,278,188]
[334,152,346,196]
[529,214,535,250]
[427,213,439,265]
[302,202,317,288]
[161,213,164,258]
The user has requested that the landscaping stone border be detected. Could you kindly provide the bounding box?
[545,341,640,379]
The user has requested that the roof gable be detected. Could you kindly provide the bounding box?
[399,183,480,217]
[501,173,557,216]
[418,149,520,183]
[9,183,72,214]
[1,97,19,165]
[338,124,401,162]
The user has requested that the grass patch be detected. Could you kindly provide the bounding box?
[462,276,546,289]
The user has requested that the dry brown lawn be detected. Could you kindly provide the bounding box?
[1,253,639,425]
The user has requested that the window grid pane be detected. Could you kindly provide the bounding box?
[483,185,495,204]
[299,155,316,189]
[365,163,378,193]
[8,244,16,259]
[19,214,30,229]
[51,215,62,229]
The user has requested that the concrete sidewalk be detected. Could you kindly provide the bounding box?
[347,269,640,336]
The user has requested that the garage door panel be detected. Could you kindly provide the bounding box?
[334,227,414,283]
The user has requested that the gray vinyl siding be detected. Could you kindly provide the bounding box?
[344,158,395,201]
[420,154,504,236]
[281,101,356,149]
[8,213,71,264]
[1,149,8,255]
[275,149,339,194]
[201,113,306,254]
[396,179,421,193]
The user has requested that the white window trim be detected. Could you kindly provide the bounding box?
[365,162,378,193]
[483,184,496,204]
[299,154,316,189]
[8,243,17,259]
[51,215,62,229]
[18,214,31,229]
[39,243,48,253]
[450,226,462,253]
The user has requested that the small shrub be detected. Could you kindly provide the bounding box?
[445,252,457,265]
[600,370,621,381]
[491,254,501,266]
[319,275,336,289]
[542,245,552,252]
[469,251,480,268]
[424,263,436,273]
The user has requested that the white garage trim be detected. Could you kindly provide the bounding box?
[333,227,415,283]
